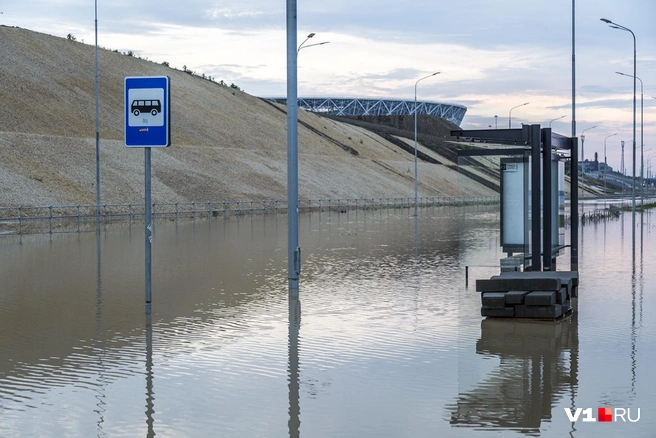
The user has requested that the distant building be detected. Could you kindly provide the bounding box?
[579,152,613,174]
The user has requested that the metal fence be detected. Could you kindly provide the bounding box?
[0,195,499,236]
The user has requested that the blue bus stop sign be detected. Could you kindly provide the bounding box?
[125,76,171,147]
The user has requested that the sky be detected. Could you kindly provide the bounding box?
[3,0,656,175]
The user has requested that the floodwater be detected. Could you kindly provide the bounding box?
[0,205,654,437]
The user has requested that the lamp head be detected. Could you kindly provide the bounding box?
[600,18,612,24]
[307,33,315,38]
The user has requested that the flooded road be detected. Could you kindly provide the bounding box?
[0,206,654,437]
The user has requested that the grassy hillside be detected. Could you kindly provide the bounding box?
[0,26,495,207]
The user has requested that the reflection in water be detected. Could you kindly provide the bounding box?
[145,312,155,438]
[288,296,301,438]
[449,314,579,434]
[94,231,106,437]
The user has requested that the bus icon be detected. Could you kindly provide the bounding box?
[131,99,161,116]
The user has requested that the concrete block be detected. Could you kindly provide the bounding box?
[555,287,567,304]
[500,266,520,273]
[481,306,515,318]
[561,300,571,314]
[525,291,556,306]
[505,290,529,305]
[477,276,561,292]
[515,304,562,319]
[481,292,506,308]
[498,271,577,296]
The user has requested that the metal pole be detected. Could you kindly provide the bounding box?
[530,125,541,271]
[604,133,617,195]
[602,19,637,235]
[640,84,643,205]
[572,0,577,139]
[413,72,439,217]
[571,136,579,271]
[581,134,585,204]
[145,147,152,312]
[287,0,300,293]
[580,125,597,210]
[94,0,100,225]
[617,73,644,205]
[632,32,637,231]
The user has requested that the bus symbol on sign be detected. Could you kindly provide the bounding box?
[126,86,165,129]
[131,99,161,116]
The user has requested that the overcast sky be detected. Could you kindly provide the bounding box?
[4,0,656,173]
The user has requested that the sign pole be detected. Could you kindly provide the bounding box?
[145,147,152,313]
[125,76,170,314]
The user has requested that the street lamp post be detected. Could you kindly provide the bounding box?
[94,1,100,226]
[616,72,643,205]
[549,115,566,129]
[580,125,597,206]
[604,133,617,194]
[601,18,637,223]
[509,102,529,129]
[285,30,329,292]
[286,1,300,292]
[413,72,440,217]
[494,115,498,129]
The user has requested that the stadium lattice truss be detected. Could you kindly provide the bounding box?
[267,97,467,126]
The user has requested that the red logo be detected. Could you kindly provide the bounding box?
[598,408,613,422]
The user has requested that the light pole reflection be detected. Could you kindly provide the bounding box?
[288,295,301,438]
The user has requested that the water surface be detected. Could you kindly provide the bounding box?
[0,206,654,437]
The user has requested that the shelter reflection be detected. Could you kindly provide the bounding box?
[450,312,579,434]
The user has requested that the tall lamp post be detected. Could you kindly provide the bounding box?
[508,102,529,129]
[616,72,644,204]
[285,29,329,292]
[580,125,597,205]
[549,115,566,129]
[604,133,617,194]
[413,72,440,217]
[601,18,637,223]
[94,0,100,226]
[286,1,300,292]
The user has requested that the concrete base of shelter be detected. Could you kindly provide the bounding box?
[477,271,578,320]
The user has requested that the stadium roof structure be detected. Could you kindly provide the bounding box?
[267,97,467,126]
